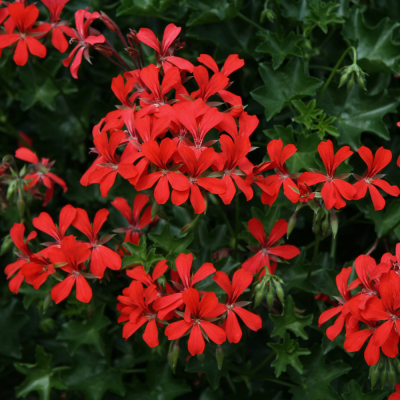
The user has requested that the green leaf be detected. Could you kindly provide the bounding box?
[320,85,398,149]
[56,306,111,356]
[0,298,30,359]
[256,31,302,70]
[117,0,175,16]
[186,0,243,26]
[304,0,344,34]
[14,346,69,400]
[264,125,320,171]
[292,99,323,129]
[269,295,313,340]
[251,59,322,121]
[62,348,126,400]
[343,8,400,75]
[148,224,194,255]
[288,345,351,400]
[268,333,311,378]
[341,380,388,400]
[281,0,311,21]
[185,352,227,390]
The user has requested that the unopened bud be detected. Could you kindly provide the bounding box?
[168,340,180,373]
[388,359,396,388]
[369,363,379,388]
[254,281,266,308]
[287,213,297,239]
[216,345,224,370]
[381,359,387,388]
[321,214,330,237]
[100,11,119,33]
[357,74,366,90]
[95,44,113,56]
[347,74,354,91]
[267,284,275,308]
[127,29,140,45]
[17,198,25,217]
[274,280,284,303]
[330,211,338,239]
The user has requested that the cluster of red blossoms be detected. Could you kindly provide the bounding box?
[319,246,400,366]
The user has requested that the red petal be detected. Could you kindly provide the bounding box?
[75,274,92,303]
[142,318,159,348]
[234,307,262,331]
[248,218,266,246]
[344,329,373,352]
[200,321,226,345]
[51,275,75,304]
[188,324,205,356]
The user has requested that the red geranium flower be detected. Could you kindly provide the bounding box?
[137,23,194,72]
[242,218,300,274]
[298,140,356,209]
[111,195,153,245]
[50,235,93,303]
[72,208,121,278]
[389,383,400,400]
[0,3,47,65]
[165,288,226,356]
[126,260,168,294]
[213,269,262,343]
[353,146,400,211]
[15,147,67,206]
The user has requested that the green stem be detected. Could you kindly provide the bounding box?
[235,195,240,248]
[330,233,337,260]
[316,46,355,104]
[249,353,274,375]
[251,377,296,387]
[237,12,268,33]
[308,235,320,278]
[209,194,235,237]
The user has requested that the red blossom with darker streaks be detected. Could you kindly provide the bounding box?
[172,147,226,214]
[50,235,93,303]
[213,269,262,343]
[353,146,400,211]
[117,281,160,347]
[261,139,300,205]
[242,218,300,275]
[111,194,153,245]
[4,222,36,293]
[15,147,67,206]
[298,140,356,209]
[38,0,75,53]
[32,204,76,246]
[153,253,216,320]
[72,208,121,278]
[62,9,105,78]
[164,288,226,356]
[135,138,190,205]
[0,3,47,65]
[136,23,194,73]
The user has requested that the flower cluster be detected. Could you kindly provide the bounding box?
[4,205,122,302]
[319,247,400,366]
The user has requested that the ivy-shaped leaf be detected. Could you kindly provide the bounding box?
[288,345,351,400]
[148,224,194,256]
[62,348,126,400]
[320,85,398,149]
[341,380,388,400]
[292,99,323,129]
[56,306,111,356]
[256,31,302,70]
[304,0,344,34]
[14,346,69,400]
[269,295,313,340]
[117,0,175,16]
[342,8,400,75]
[251,59,322,121]
[268,333,311,377]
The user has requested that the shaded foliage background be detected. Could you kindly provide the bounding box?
[2,0,400,399]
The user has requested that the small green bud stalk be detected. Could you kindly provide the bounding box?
[168,340,180,373]
[253,267,285,309]
[369,355,398,389]
[338,47,367,91]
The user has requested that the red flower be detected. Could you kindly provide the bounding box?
[172,147,226,214]
[72,208,121,278]
[111,195,153,244]
[242,218,300,274]
[353,146,399,211]
[298,182,315,203]
[15,147,67,205]
[62,9,105,78]
[191,66,229,102]
[117,281,160,347]
[82,130,139,197]
[139,64,181,107]
[126,260,168,292]
[32,204,76,246]
[50,235,93,303]
[298,140,356,209]
[38,0,75,52]
[4,222,36,293]
[213,134,253,204]
[213,269,262,343]
[0,3,47,65]
[197,54,244,77]
[165,288,226,355]
[261,139,300,205]
[218,111,259,139]
[135,138,190,205]
[137,23,194,73]
[153,253,216,320]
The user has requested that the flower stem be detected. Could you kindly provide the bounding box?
[316,46,355,104]
[249,352,274,375]
[237,12,268,33]
[308,235,320,278]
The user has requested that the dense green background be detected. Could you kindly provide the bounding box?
[2,0,400,399]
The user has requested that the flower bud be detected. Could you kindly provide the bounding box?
[168,340,180,373]
[287,213,297,239]
[330,211,338,239]
[17,198,25,218]
[274,280,284,303]
[100,11,119,33]
[347,74,354,91]
[267,284,275,308]
[216,345,224,370]
[321,213,330,237]
[388,359,396,388]
[369,363,379,388]
[254,281,266,308]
